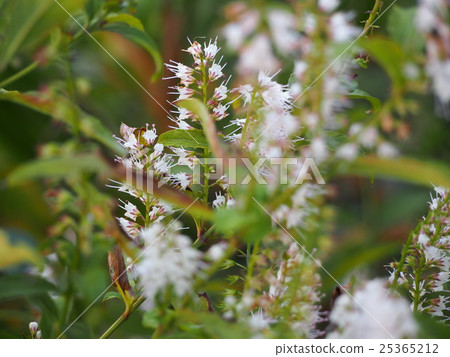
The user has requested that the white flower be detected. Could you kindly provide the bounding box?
[222,10,260,50]
[123,133,139,151]
[170,172,191,190]
[212,192,226,208]
[186,40,202,58]
[123,201,139,221]
[143,127,157,144]
[328,279,418,338]
[359,127,378,148]
[213,84,228,101]
[173,86,194,100]
[267,9,300,55]
[329,12,360,43]
[258,72,291,111]
[294,61,308,79]
[207,242,228,261]
[427,59,450,103]
[204,39,219,60]
[310,137,329,163]
[212,103,229,121]
[136,222,204,310]
[209,63,224,81]
[377,142,399,158]
[248,309,273,331]
[165,61,195,85]
[319,0,340,13]
[237,84,254,105]
[29,322,39,334]
[36,330,42,339]
[418,232,430,247]
[237,35,280,76]
[336,143,358,161]
[154,143,164,154]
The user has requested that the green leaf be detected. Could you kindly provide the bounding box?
[0,0,88,71]
[158,129,209,149]
[99,22,162,80]
[0,89,123,154]
[215,204,272,244]
[343,156,450,188]
[142,309,160,329]
[415,312,450,338]
[105,14,144,30]
[324,131,348,151]
[360,37,406,89]
[0,230,40,268]
[6,154,111,186]
[178,99,223,158]
[387,6,424,54]
[0,275,57,301]
[348,89,381,113]
[102,291,123,302]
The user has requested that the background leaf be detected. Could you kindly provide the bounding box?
[99,22,162,79]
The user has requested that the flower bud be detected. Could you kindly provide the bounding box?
[36,330,42,339]
[29,322,39,335]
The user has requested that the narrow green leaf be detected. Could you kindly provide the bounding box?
[158,129,209,149]
[105,14,145,30]
[348,89,381,113]
[102,291,123,302]
[6,154,111,186]
[0,275,57,301]
[178,99,224,158]
[0,89,123,154]
[99,22,162,79]
[343,156,450,188]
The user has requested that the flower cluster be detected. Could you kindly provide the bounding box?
[416,0,450,111]
[389,186,450,320]
[328,279,418,338]
[166,38,230,126]
[136,222,205,310]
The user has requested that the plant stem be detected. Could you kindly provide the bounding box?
[0,61,39,88]
[245,240,260,291]
[99,312,128,339]
[99,296,144,339]
[362,0,382,34]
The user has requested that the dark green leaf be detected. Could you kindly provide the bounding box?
[348,89,381,113]
[0,275,57,301]
[0,89,123,154]
[158,129,209,149]
[387,6,424,53]
[343,156,450,188]
[6,154,111,186]
[102,291,123,302]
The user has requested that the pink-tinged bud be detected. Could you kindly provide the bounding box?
[29,322,38,335]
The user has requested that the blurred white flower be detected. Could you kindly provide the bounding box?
[237,35,280,76]
[328,279,418,338]
[377,142,399,158]
[319,0,340,13]
[336,143,358,161]
[329,13,360,43]
[136,222,204,310]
